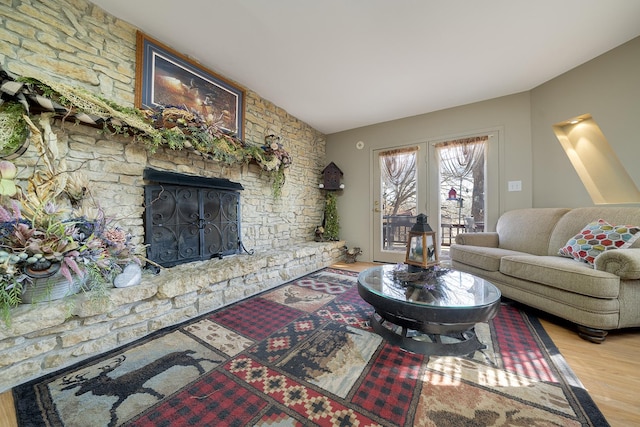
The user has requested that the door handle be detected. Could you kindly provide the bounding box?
[374,200,381,212]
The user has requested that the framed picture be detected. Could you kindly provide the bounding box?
[405,231,438,268]
[135,31,245,138]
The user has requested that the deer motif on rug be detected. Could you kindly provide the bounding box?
[60,350,219,427]
[283,287,329,304]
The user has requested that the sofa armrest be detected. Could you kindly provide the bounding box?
[594,248,640,279]
[454,232,499,248]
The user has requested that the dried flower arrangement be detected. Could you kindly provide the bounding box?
[0,157,143,325]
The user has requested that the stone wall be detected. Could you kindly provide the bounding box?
[0,0,346,392]
[0,0,328,250]
[0,241,346,392]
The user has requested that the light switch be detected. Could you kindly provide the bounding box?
[508,181,522,192]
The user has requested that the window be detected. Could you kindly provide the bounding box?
[437,136,487,244]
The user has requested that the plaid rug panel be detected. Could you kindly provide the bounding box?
[126,370,267,426]
[492,303,557,382]
[351,344,425,425]
[209,296,303,340]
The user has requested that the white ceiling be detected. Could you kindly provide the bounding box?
[90,0,640,135]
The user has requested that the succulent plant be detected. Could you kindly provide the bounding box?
[0,160,18,197]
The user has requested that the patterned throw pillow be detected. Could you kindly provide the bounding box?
[558,219,640,265]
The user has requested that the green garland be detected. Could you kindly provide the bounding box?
[0,101,29,158]
[323,192,340,240]
[16,77,292,197]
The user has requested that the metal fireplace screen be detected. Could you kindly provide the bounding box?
[143,169,244,267]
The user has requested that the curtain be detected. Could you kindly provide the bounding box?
[436,136,486,180]
[379,146,419,216]
[379,145,419,185]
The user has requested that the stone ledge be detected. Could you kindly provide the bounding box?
[0,240,345,392]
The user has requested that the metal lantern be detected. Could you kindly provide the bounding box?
[405,213,439,269]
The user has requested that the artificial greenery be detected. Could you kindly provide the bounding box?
[0,274,22,326]
[15,76,292,196]
[271,169,286,198]
[323,192,340,240]
[0,158,141,326]
[0,101,29,158]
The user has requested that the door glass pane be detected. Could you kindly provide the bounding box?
[380,147,418,252]
[437,137,486,247]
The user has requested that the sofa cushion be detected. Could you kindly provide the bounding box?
[496,208,570,255]
[454,232,499,248]
[450,245,530,272]
[500,255,620,298]
[558,219,640,265]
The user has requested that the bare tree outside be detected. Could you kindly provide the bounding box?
[376,140,486,252]
[381,151,417,216]
[379,147,418,250]
[470,155,485,220]
[438,137,486,233]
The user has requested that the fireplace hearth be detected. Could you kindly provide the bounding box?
[143,169,248,267]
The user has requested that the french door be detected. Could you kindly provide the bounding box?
[428,130,501,248]
[372,130,501,263]
[372,143,428,263]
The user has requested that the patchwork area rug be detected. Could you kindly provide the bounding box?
[13,268,608,426]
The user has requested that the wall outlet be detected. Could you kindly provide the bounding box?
[508,180,522,192]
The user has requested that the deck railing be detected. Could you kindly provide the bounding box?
[383,215,484,249]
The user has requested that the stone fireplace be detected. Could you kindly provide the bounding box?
[0,118,338,393]
[143,169,249,267]
[0,0,335,393]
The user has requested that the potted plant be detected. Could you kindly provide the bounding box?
[0,160,142,324]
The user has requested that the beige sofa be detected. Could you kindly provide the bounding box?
[450,207,640,343]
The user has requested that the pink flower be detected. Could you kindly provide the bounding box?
[104,228,127,245]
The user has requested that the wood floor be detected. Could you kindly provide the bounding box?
[2,261,638,427]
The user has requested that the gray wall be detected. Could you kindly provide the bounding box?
[326,93,532,261]
[531,36,640,208]
[327,36,640,262]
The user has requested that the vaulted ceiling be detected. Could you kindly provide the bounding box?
[90,0,640,134]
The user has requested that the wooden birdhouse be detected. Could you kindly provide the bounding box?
[320,162,344,190]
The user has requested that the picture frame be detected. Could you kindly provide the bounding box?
[135,31,245,138]
[405,231,438,268]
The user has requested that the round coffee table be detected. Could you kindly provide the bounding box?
[357,264,501,356]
